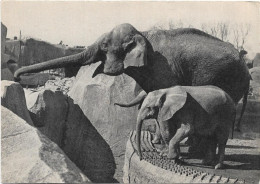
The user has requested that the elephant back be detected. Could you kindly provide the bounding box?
[182,85,230,115]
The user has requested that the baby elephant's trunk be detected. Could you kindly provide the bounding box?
[136,116,144,160]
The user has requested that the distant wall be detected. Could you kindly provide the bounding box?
[4,37,85,77]
[1,23,7,54]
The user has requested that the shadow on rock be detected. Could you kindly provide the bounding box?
[28,90,117,183]
[62,98,117,183]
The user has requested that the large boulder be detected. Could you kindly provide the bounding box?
[25,88,116,182]
[1,106,90,183]
[68,62,142,181]
[1,80,33,125]
[1,81,90,183]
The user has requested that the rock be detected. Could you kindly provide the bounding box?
[25,88,117,182]
[44,77,75,94]
[1,106,90,183]
[68,62,142,181]
[123,131,257,183]
[5,37,84,77]
[252,53,260,68]
[1,80,33,125]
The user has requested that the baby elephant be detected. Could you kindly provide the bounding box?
[136,85,236,169]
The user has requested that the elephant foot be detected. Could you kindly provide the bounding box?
[152,135,161,144]
[167,151,179,159]
[159,147,169,157]
[214,163,224,169]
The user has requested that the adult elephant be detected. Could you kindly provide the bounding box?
[14,23,250,128]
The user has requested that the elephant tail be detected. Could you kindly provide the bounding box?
[235,82,249,132]
[114,90,147,108]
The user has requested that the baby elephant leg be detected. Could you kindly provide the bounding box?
[168,123,193,159]
[152,120,161,144]
[157,120,172,155]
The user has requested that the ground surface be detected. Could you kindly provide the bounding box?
[152,118,260,183]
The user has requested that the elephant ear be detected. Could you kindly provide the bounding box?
[158,92,188,122]
[123,34,147,69]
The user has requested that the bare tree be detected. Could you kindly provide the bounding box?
[232,23,251,51]
[217,22,229,41]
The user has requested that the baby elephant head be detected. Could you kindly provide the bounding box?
[136,89,188,159]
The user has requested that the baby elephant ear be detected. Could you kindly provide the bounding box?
[158,92,188,122]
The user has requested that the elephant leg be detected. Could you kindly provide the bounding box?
[156,120,173,155]
[152,120,161,144]
[168,123,193,159]
[215,131,228,169]
[215,142,227,169]
[202,138,217,166]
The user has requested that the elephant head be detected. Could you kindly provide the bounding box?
[136,88,187,160]
[14,23,148,81]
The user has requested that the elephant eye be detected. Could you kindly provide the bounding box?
[101,42,108,52]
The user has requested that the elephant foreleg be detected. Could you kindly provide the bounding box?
[168,123,193,159]
[152,120,161,144]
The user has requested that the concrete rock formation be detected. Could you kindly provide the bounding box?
[123,131,248,183]
[1,80,33,125]
[1,81,90,183]
[68,62,143,181]
[25,87,116,182]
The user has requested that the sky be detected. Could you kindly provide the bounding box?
[1,1,260,58]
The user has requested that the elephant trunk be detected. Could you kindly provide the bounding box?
[114,90,147,107]
[14,44,99,81]
[136,115,144,160]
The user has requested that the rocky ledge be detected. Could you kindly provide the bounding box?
[1,81,90,183]
[123,131,253,183]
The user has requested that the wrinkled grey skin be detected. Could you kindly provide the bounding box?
[136,85,236,169]
[14,23,249,129]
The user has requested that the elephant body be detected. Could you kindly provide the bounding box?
[14,23,249,128]
[140,29,249,104]
[136,85,236,169]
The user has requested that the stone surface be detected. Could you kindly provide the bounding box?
[25,88,117,182]
[124,131,259,183]
[1,80,33,125]
[5,37,84,77]
[1,106,90,183]
[68,62,142,181]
